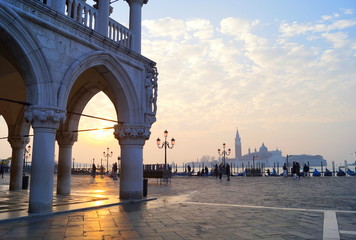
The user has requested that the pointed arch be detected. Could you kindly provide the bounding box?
[0,2,54,106]
[58,51,142,130]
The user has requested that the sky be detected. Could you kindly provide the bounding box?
[1,0,356,168]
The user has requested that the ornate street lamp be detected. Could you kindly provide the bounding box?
[218,143,231,165]
[103,147,113,173]
[156,130,175,169]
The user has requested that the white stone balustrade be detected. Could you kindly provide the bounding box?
[33,0,133,49]
[109,19,133,49]
[65,0,98,30]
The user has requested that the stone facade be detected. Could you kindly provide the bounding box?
[0,0,156,212]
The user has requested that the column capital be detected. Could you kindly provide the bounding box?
[126,0,148,6]
[114,124,150,145]
[8,136,30,149]
[24,105,66,129]
[56,132,78,147]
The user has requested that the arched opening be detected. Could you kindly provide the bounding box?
[56,60,133,195]
[73,91,119,171]
[0,116,11,161]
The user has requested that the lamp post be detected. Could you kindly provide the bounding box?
[23,145,31,174]
[103,147,113,173]
[156,130,175,170]
[218,143,231,165]
[72,158,75,171]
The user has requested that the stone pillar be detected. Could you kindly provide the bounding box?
[56,132,78,195]
[49,0,66,13]
[126,0,148,53]
[8,137,30,190]
[96,0,110,36]
[114,124,150,199]
[24,106,66,213]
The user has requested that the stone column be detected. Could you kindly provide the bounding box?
[126,0,148,53]
[96,0,110,37]
[8,137,30,190]
[56,132,78,195]
[114,124,150,199]
[24,106,66,213]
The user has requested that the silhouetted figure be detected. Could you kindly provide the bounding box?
[296,162,301,179]
[0,164,4,178]
[303,164,309,177]
[226,163,230,181]
[187,165,191,176]
[91,164,96,178]
[219,163,224,180]
[283,163,288,177]
[113,163,118,180]
[214,164,219,178]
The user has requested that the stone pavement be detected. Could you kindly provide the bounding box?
[0,173,355,239]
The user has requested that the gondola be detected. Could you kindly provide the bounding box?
[324,168,332,177]
[312,169,321,177]
[337,169,346,176]
[347,169,356,176]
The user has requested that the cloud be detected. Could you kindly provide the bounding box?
[143,17,214,41]
[280,19,356,37]
[142,13,356,130]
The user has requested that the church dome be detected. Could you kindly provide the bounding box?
[259,143,268,153]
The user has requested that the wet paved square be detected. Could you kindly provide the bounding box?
[0,174,355,239]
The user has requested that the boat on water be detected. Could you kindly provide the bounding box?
[337,168,346,176]
[347,169,356,176]
[237,170,246,176]
[324,168,332,177]
[313,169,321,177]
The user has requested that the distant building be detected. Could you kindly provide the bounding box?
[287,155,327,167]
[233,128,327,167]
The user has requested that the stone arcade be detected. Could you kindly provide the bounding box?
[0,0,157,213]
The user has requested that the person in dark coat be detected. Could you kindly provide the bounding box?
[92,163,96,178]
[225,163,231,181]
[296,162,301,179]
[303,164,309,177]
[113,162,118,180]
[0,163,4,178]
[219,163,224,180]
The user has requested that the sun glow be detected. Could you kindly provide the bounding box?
[77,92,117,143]
[83,126,114,141]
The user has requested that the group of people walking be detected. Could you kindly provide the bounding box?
[186,163,231,181]
[214,163,231,181]
[91,162,119,180]
[282,162,310,179]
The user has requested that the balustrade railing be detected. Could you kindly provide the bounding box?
[108,18,133,49]
[33,0,133,49]
[65,0,98,30]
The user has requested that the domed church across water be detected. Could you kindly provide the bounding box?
[233,128,327,167]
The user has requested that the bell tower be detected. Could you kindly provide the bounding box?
[235,127,242,159]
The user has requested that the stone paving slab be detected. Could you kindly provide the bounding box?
[0,174,355,239]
